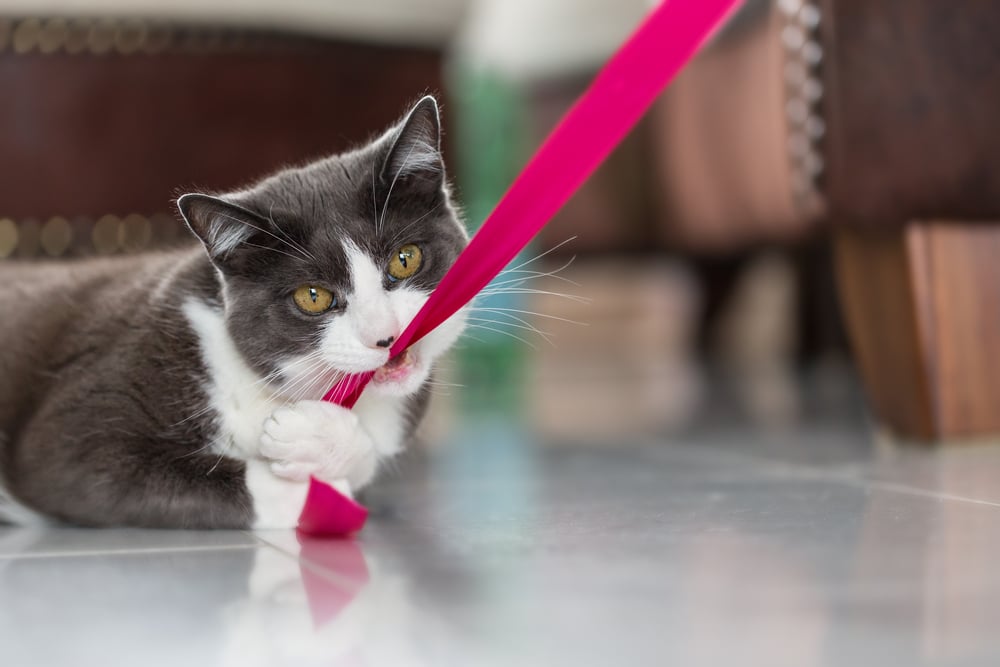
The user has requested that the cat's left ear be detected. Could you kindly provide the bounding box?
[380,95,444,191]
[177,193,271,267]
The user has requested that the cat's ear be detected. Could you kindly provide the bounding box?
[380,95,444,190]
[177,193,270,265]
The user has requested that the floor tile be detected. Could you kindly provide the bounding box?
[0,545,266,667]
[354,443,1000,666]
[4,426,1000,666]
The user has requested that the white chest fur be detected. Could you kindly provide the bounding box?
[183,298,282,460]
[183,298,410,463]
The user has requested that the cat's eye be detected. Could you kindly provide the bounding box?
[293,285,337,314]
[387,244,423,282]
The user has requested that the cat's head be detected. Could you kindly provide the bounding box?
[177,96,468,399]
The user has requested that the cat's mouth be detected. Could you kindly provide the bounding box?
[372,348,416,385]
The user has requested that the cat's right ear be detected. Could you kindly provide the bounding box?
[380,95,444,191]
[177,193,268,266]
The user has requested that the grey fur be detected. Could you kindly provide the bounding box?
[0,97,465,528]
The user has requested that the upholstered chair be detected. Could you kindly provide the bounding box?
[650,0,1000,440]
[0,2,463,258]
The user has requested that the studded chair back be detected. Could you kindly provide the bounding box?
[0,15,445,261]
[646,0,1000,250]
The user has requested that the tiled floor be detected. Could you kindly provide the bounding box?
[3,413,1000,666]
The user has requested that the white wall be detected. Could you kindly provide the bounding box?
[455,0,654,80]
[0,0,469,45]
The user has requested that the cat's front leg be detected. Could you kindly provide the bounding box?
[259,401,379,491]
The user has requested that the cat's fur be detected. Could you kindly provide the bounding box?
[0,96,468,528]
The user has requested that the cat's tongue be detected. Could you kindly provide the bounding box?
[372,349,415,384]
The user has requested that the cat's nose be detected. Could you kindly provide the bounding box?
[375,335,395,349]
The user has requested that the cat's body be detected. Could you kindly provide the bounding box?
[0,97,467,528]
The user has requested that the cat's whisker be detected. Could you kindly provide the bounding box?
[489,272,580,290]
[334,374,356,404]
[452,335,487,349]
[289,369,337,404]
[279,373,320,403]
[371,159,380,236]
[492,256,581,288]
[328,377,348,405]
[385,202,443,248]
[378,454,404,479]
[377,142,419,237]
[424,379,465,388]
[469,305,590,327]
[276,347,327,368]
[239,241,311,264]
[313,366,353,405]
[281,362,327,392]
[212,211,313,263]
[243,365,289,391]
[335,373,359,404]
[175,430,232,461]
[280,357,336,402]
[207,441,232,476]
[171,360,284,429]
[502,236,578,273]
[229,353,325,426]
[267,202,318,262]
[469,312,558,343]
[171,403,217,428]
[476,287,592,304]
[465,317,555,346]
[238,362,301,406]
[463,323,539,350]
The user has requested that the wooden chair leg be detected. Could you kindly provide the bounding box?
[834,222,1000,441]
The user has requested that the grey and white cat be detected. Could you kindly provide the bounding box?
[0,96,468,528]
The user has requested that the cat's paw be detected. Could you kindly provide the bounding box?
[259,400,377,488]
[244,459,309,529]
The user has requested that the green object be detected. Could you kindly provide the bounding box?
[449,65,531,413]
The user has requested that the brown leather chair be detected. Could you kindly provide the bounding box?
[647,0,1000,440]
[0,14,448,259]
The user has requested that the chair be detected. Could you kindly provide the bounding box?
[0,2,463,258]
[648,0,1000,440]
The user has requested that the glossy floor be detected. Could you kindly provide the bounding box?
[3,416,1000,667]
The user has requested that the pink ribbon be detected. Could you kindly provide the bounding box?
[298,0,744,536]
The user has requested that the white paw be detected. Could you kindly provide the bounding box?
[244,460,309,529]
[259,400,377,489]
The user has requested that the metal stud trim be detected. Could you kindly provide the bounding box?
[777,0,827,216]
[0,213,185,259]
[0,17,312,56]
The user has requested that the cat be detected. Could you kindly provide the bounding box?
[0,96,468,529]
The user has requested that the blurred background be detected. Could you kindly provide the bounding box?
[0,0,864,444]
[3,0,996,449]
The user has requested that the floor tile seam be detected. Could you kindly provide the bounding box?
[670,444,1000,510]
[803,470,1000,509]
[0,542,259,560]
[739,456,1000,509]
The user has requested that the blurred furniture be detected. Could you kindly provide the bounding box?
[504,0,999,440]
[505,1,844,381]
[652,0,1000,441]
[823,1,1000,441]
[0,1,465,258]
